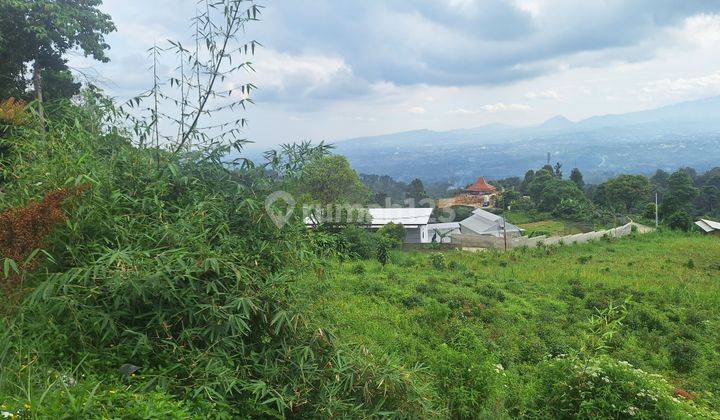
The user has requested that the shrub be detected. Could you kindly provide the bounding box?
[377,222,406,248]
[351,263,366,274]
[0,98,30,126]
[0,185,89,289]
[338,226,378,259]
[429,253,447,270]
[376,239,389,266]
[531,355,693,418]
[668,341,699,373]
[666,211,692,231]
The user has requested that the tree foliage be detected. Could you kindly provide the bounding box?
[298,155,367,205]
[0,0,115,101]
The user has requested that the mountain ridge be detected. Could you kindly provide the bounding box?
[332,95,720,183]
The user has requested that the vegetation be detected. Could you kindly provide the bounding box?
[2,1,719,418]
[294,232,720,417]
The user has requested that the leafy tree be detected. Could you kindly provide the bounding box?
[376,239,389,266]
[500,189,521,210]
[650,169,670,194]
[569,168,584,189]
[666,211,692,231]
[377,222,406,248]
[597,174,652,213]
[526,168,588,215]
[0,0,116,124]
[660,170,698,217]
[553,198,591,221]
[553,162,563,178]
[698,185,719,213]
[299,155,367,205]
[405,178,428,206]
[520,169,535,193]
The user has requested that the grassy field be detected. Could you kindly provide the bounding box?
[294,231,720,417]
[516,219,584,236]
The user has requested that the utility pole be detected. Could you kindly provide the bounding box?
[502,216,508,251]
[655,192,659,229]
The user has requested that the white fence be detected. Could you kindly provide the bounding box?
[451,222,653,250]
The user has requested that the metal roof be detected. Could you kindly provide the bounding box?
[471,208,503,221]
[459,212,523,237]
[367,207,433,227]
[695,219,720,232]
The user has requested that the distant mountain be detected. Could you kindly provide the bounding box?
[333,96,720,184]
[538,115,574,131]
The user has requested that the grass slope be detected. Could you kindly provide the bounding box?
[295,231,720,417]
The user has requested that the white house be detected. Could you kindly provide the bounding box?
[459,208,524,238]
[304,207,434,244]
[427,222,461,243]
[366,208,434,243]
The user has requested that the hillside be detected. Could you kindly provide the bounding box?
[294,232,720,417]
[333,96,720,183]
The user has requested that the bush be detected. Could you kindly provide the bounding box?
[666,211,692,231]
[669,341,699,373]
[0,102,436,417]
[377,222,406,248]
[376,238,389,266]
[338,226,378,259]
[531,355,694,418]
[429,253,447,270]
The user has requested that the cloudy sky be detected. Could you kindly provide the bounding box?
[70,0,720,148]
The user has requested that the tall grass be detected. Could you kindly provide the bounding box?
[0,100,431,417]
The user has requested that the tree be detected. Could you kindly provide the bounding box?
[378,222,406,248]
[405,178,428,206]
[299,155,367,205]
[666,211,692,231]
[0,0,116,126]
[597,175,652,213]
[570,168,584,189]
[699,185,719,213]
[660,170,698,217]
[554,162,563,179]
[500,189,521,210]
[520,169,535,193]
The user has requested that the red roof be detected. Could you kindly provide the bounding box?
[466,177,496,193]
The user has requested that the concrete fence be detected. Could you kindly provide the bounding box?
[451,222,653,251]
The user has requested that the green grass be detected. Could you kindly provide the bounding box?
[517,219,584,236]
[294,231,720,417]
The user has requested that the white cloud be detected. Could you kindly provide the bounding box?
[408,106,427,114]
[640,71,720,99]
[481,103,531,112]
[675,13,720,48]
[447,108,483,115]
[525,89,559,100]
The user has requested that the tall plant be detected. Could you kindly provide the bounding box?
[125,0,261,160]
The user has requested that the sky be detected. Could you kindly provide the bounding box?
[69,0,720,149]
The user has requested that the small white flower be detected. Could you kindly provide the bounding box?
[1,411,13,418]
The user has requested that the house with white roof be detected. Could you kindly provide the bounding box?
[695,219,720,235]
[305,207,434,243]
[365,208,434,243]
[459,208,524,238]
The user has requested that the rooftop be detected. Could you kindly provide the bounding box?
[695,219,720,232]
[466,177,497,193]
[367,207,433,227]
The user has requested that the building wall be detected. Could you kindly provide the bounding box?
[404,226,431,244]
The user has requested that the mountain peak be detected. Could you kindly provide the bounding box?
[539,115,574,129]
